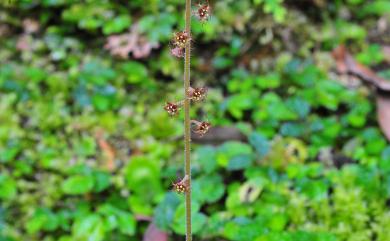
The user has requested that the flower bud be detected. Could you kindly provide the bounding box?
[164,102,180,116]
[172,31,191,48]
[191,120,211,137]
[194,2,211,22]
[172,175,189,194]
[187,87,207,102]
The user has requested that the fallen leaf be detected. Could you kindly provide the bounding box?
[22,18,39,34]
[95,129,116,172]
[143,223,168,241]
[191,126,246,144]
[332,45,390,141]
[377,93,390,141]
[135,215,152,222]
[16,35,31,51]
[383,45,390,64]
[104,24,159,59]
[332,45,390,91]
[0,24,10,37]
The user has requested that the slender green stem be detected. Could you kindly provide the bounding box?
[184,0,192,240]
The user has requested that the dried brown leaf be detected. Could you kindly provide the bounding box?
[143,223,168,241]
[332,45,390,91]
[332,45,390,142]
[191,126,246,144]
[377,94,390,141]
[22,18,39,34]
[95,130,116,172]
[383,45,390,64]
[104,25,159,59]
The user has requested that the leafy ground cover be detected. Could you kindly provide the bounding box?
[0,0,390,240]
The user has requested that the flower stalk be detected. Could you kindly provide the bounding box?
[165,1,212,240]
[183,0,192,240]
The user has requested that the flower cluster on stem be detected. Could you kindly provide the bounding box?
[163,1,211,240]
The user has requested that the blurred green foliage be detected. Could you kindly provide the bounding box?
[0,0,390,241]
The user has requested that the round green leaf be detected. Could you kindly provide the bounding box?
[62,175,94,195]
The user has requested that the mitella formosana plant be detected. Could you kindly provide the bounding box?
[163,0,211,240]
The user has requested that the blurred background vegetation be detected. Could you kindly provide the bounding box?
[1,0,390,241]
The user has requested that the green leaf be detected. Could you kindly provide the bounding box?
[98,204,136,235]
[0,175,17,200]
[25,67,47,83]
[74,135,96,156]
[25,208,59,234]
[128,195,153,215]
[116,210,136,235]
[227,154,254,170]
[121,61,149,84]
[347,101,371,127]
[92,94,111,111]
[62,4,109,31]
[79,61,116,85]
[380,146,390,172]
[138,13,175,42]
[62,175,94,195]
[280,122,306,137]
[267,213,288,231]
[124,155,162,208]
[0,145,20,163]
[255,231,337,241]
[192,174,225,204]
[226,183,249,216]
[362,128,387,155]
[194,146,218,174]
[217,141,253,167]
[254,73,281,89]
[239,178,264,203]
[255,0,286,23]
[93,171,111,193]
[172,201,206,235]
[103,15,132,35]
[72,214,105,241]
[337,21,367,42]
[356,44,385,65]
[286,97,310,119]
[154,192,181,231]
[227,94,256,119]
[361,1,390,16]
[296,178,329,201]
[213,56,234,69]
[262,93,298,121]
[249,132,270,157]
[224,217,267,241]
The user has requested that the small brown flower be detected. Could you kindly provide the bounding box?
[194,2,211,22]
[164,102,180,116]
[172,31,191,48]
[191,120,211,137]
[187,87,207,102]
[172,175,189,194]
